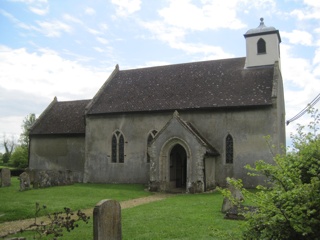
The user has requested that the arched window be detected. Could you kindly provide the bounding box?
[226,134,233,164]
[257,38,266,54]
[147,130,157,163]
[111,130,125,163]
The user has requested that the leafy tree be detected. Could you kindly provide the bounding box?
[221,109,320,239]
[19,113,36,148]
[1,135,15,164]
[8,114,37,168]
[242,109,320,240]
[10,145,28,168]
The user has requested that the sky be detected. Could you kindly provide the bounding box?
[0,0,320,153]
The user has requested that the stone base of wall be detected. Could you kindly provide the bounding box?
[187,180,204,193]
[19,169,83,190]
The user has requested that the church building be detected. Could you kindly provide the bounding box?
[29,19,285,193]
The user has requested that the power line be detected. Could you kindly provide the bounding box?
[286,93,320,125]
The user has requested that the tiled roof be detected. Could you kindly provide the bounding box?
[87,57,275,115]
[30,99,90,135]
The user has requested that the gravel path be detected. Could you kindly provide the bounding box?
[0,193,173,238]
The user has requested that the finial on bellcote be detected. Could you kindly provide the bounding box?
[259,17,265,27]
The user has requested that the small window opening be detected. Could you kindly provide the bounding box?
[257,38,266,54]
[226,134,233,164]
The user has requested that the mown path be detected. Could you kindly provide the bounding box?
[0,193,173,238]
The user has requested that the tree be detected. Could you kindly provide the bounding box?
[19,113,36,148]
[2,135,15,164]
[243,109,320,239]
[9,114,37,168]
[10,145,28,168]
[221,108,320,239]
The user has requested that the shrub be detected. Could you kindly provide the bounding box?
[243,109,320,240]
[10,145,28,169]
[221,109,320,240]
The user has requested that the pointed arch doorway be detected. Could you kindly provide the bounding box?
[170,144,187,188]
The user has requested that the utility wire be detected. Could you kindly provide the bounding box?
[286,93,320,125]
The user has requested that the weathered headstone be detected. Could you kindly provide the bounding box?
[93,199,122,240]
[19,172,31,191]
[221,179,244,213]
[0,168,11,187]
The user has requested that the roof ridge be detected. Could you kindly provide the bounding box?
[29,96,58,133]
[86,64,119,114]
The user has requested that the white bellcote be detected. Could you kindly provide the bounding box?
[244,18,281,69]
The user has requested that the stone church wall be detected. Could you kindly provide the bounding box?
[84,102,284,188]
[29,135,85,182]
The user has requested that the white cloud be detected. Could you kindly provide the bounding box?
[111,0,141,17]
[281,44,320,139]
[86,27,102,35]
[96,37,109,44]
[85,7,96,15]
[63,14,83,24]
[290,1,320,20]
[36,20,72,37]
[93,47,105,53]
[9,0,50,15]
[158,0,246,31]
[29,6,49,15]
[141,20,233,60]
[0,45,107,100]
[281,30,313,46]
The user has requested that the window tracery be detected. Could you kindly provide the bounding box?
[111,130,125,163]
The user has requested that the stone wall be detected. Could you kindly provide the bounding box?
[19,169,82,190]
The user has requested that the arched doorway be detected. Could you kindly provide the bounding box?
[169,144,187,188]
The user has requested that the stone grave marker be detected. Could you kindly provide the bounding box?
[19,172,31,191]
[93,199,122,240]
[0,168,11,187]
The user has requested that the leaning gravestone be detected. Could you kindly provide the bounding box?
[19,172,31,191]
[93,199,122,240]
[0,168,11,187]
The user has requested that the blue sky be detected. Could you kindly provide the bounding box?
[0,0,320,152]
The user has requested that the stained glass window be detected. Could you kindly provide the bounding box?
[226,134,233,164]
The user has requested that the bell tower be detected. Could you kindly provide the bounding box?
[244,18,281,68]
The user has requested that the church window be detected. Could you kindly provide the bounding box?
[147,130,158,163]
[257,38,266,54]
[226,134,233,164]
[111,130,125,163]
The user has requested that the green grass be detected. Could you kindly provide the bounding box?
[2,179,246,239]
[0,178,151,223]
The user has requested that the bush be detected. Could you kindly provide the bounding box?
[242,109,320,240]
[221,109,320,240]
[2,152,10,164]
[10,145,28,169]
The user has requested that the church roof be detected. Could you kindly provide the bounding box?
[30,99,90,135]
[86,57,275,115]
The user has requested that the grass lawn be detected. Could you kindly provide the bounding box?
[2,179,246,239]
[0,178,151,223]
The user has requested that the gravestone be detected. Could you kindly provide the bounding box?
[19,172,31,191]
[221,179,244,213]
[93,199,122,240]
[0,168,11,187]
